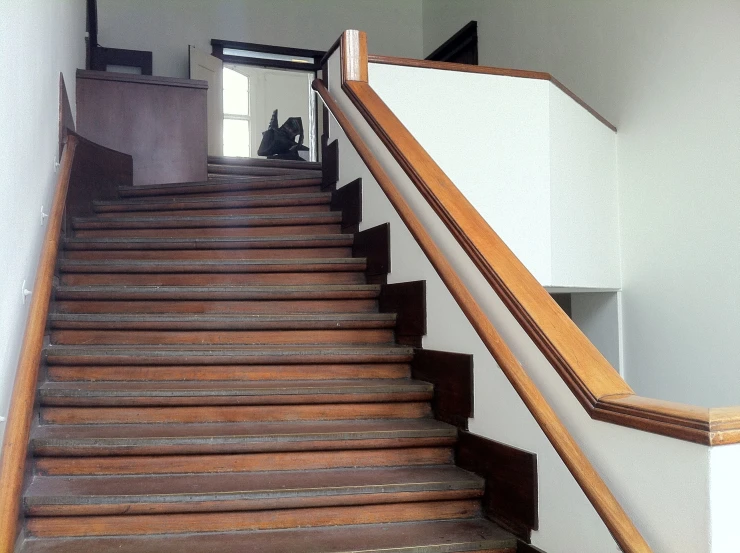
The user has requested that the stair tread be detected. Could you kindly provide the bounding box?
[32,418,456,443]
[25,466,482,506]
[60,258,363,266]
[19,519,516,553]
[39,379,433,398]
[54,284,381,299]
[94,192,332,207]
[118,174,321,192]
[74,212,341,224]
[64,234,353,249]
[49,313,396,323]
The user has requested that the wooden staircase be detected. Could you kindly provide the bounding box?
[17,161,519,552]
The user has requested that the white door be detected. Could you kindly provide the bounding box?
[189,46,223,156]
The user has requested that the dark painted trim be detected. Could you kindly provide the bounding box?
[411,349,471,428]
[425,21,478,65]
[90,47,153,75]
[331,179,362,231]
[353,223,390,284]
[322,140,339,191]
[456,431,538,541]
[380,281,426,347]
[212,38,324,71]
[518,543,548,553]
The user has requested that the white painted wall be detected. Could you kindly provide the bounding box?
[326,48,715,553]
[369,62,620,290]
[96,0,423,79]
[0,0,86,443]
[421,0,740,409]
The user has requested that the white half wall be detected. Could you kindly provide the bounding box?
[421,0,740,408]
[0,0,86,444]
[96,0,423,79]
[326,49,713,553]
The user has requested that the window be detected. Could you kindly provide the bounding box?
[222,67,250,157]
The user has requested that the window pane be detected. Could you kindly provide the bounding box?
[223,119,250,157]
[223,67,249,116]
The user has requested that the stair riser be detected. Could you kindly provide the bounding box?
[49,319,395,331]
[208,166,322,177]
[53,299,378,315]
[34,448,453,476]
[46,364,411,382]
[94,194,331,214]
[39,391,433,407]
[60,272,367,286]
[72,216,341,231]
[50,329,396,346]
[26,489,482,517]
[73,224,342,238]
[63,237,353,251]
[40,403,430,425]
[26,500,482,538]
[96,205,331,217]
[180,184,323,198]
[59,262,367,274]
[62,248,353,261]
[117,178,323,198]
[32,437,457,458]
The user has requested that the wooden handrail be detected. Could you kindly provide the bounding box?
[317,29,655,553]
[331,31,740,448]
[0,135,78,553]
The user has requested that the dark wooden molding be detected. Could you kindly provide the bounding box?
[367,55,616,133]
[77,69,207,89]
[211,38,324,71]
[331,179,362,231]
[426,21,478,65]
[58,73,75,160]
[380,281,426,347]
[456,431,538,541]
[65,132,133,230]
[353,223,390,284]
[322,140,339,191]
[411,349,471,428]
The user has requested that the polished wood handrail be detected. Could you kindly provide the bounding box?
[314,50,650,553]
[334,31,740,448]
[0,135,78,553]
[367,54,617,132]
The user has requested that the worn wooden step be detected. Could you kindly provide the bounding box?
[59,258,366,274]
[93,192,332,213]
[34,447,453,476]
[96,205,332,217]
[48,313,396,330]
[117,175,322,198]
[54,284,380,300]
[207,155,322,170]
[31,418,457,456]
[25,500,482,538]
[63,235,353,251]
[19,518,516,553]
[72,212,341,230]
[54,299,378,315]
[73,224,342,239]
[25,465,483,516]
[44,344,415,366]
[40,399,430,424]
[59,271,366,287]
[62,248,353,261]
[38,379,432,407]
[47,363,411,383]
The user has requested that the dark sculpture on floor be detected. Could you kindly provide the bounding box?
[257,109,309,161]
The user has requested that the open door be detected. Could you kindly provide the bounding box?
[189,45,223,156]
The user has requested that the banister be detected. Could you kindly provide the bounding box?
[332,31,740,448]
[0,135,78,552]
[316,29,653,553]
